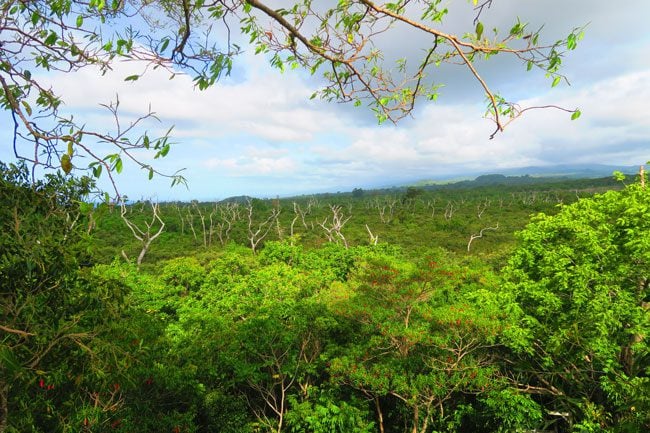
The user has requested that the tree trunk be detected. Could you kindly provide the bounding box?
[0,381,8,433]
[412,404,419,433]
[374,397,385,433]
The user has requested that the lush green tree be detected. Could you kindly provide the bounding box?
[0,163,201,432]
[324,249,536,432]
[502,176,650,431]
[0,162,131,432]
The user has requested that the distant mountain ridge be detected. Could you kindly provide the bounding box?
[412,164,638,187]
[495,164,638,178]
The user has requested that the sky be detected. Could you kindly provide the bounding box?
[2,1,649,201]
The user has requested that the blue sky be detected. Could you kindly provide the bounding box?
[2,0,649,200]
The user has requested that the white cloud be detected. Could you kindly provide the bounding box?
[203,155,297,176]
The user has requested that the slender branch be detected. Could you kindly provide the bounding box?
[0,324,35,338]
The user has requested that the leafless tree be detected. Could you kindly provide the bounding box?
[366,224,379,245]
[318,205,352,249]
[172,203,185,234]
[444,201,457,221]
[185,206,199,243]
[207,204,218,246]
[376,197,397,224]
[476,199,490,219]
[467,223,499,252]
[192,201,208,247]
[246,200,281,254]
[121,201,165,268]
[427,199,437,217]
[213,202,241,246]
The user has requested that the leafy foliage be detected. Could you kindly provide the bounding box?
[503,180,650,431]
[2,163,647,432]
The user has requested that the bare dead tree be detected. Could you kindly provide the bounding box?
[207,204,218,246]
[347,199,354,214]
[192,200,208,247]
[172,203,185,235]
[121,201,165,268]
[185,206,198,243]
[640,165,646,189]
[366,224,379,245]
[444,201,457,221]
[246,200,281,254]
[476,199,490,219]
[427,199,437,217]
[376,197,397,224]
[467,223,499,252]
[290,209,300,238]
[307,197,321,211]
[318,205,352,249]
[213,202,241,246]
[276,217,285,240]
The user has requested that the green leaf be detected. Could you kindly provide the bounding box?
[21,100,32,116]
[124,74,139,82]
[160,38,170,53]
[61,154,72,174]
[148,168,154,180]
[551,76,561,87]
[44,32,58,46]
[114,157,123,174]
[567,34,577,50]
[0,345,23,375]
[570,109,581,120]
[475,21,484,40]
[76,15,84,27]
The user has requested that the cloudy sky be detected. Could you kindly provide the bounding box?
[2,1,649,200]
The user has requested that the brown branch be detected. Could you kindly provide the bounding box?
[0,324,35,338]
